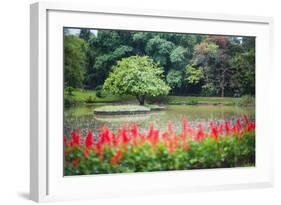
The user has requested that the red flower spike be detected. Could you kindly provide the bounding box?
[99,126,111,145]
[225,120,230,135]
[119,125,130,144]
[243,115,249,124]
[95,141,103,160]
[63,135,68,146]
[131,123,139,138]
[111,133,119,146]
[236,118,242,129]
[85,129,94,148]
[70,130,80,147]
[209,122,219,141]
[110,150,123,165]
[218,123,223,134]
[195,124,205,141]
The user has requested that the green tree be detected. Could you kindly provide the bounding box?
[64,35,86,88]
[192,37,232,97]
[103,56,170,105]
[166,69,183,90]
[170,46,188,69]
[145,36,175,70]
[79,28,92,42]
[185,65,204,84]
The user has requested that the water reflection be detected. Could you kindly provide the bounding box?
[64,104,255,140]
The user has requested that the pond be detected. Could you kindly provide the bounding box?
[64,104,255,140]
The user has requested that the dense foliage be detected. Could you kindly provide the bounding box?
[64,35,87,88]
[64,28,255,97]
[103,56,170,105]
[64,115,255,175]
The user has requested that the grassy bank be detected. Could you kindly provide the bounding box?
[64,89,135,106]
[64,89,254,106]
[167,96,239,105]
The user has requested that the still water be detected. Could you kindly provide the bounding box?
[64,104,255,140]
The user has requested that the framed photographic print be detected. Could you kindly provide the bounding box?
[30,1,274,202]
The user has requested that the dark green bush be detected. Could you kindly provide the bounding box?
[95,85,107,98]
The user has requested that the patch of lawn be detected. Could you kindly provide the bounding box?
[94,105,150,112]
[94,105,151,115]
[167,96,239,105]
[64,89,135,105]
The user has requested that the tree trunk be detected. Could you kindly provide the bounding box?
[136,95,145,105]
[139,96,145,105]
[221,87,224,97]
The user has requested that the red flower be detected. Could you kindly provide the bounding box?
[231,124,238,134]
[209,121,218,140]
[195,124,205,141]
[111,133,119,146]
[162,132,170,141]
[119,125,130,144]
[85,129,94,148]
[64,135,68,146]
[236,118,242,129]
[246,122,255,131]
[110,150,123,165]
[225,120,230,135]
[100,126,111,144]
[131,123,139,137]
[147,123,155,138]
[72,157,79,167]
[70,130,80,147]
[243,115,249,124]
[147,123,159,145]
[218,123,223,134]
[95,141,103,160]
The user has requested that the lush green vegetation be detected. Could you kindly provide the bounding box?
[64,28,255,101]
[63,28,256,175]
[64,89,249,106]
[64,89,134,106]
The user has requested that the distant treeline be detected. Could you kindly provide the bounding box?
[64,28,255,97]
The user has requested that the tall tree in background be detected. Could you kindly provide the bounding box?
[191,36,233,97]
[230,37,255,96]
[79,28,92,42]
[64,35,86,88]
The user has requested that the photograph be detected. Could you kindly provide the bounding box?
[63,27,255,176]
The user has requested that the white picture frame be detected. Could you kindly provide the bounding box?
[30,1,274,202]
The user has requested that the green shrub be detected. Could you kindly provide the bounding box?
[95,85,107,98]
[85,95,96,103]
[64,95,79,107]
[201,83,216,97]
[236,95,255,106]
[65,86,75,96]
[186,99,198,105]
[146,95,169,104]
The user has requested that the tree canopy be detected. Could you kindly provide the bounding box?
[103,56,170,105]
[63,28,255,98]
[64,35,86,88]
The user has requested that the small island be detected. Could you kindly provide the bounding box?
[94,104,165,115]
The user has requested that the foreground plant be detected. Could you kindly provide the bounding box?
[64,115,255,175]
